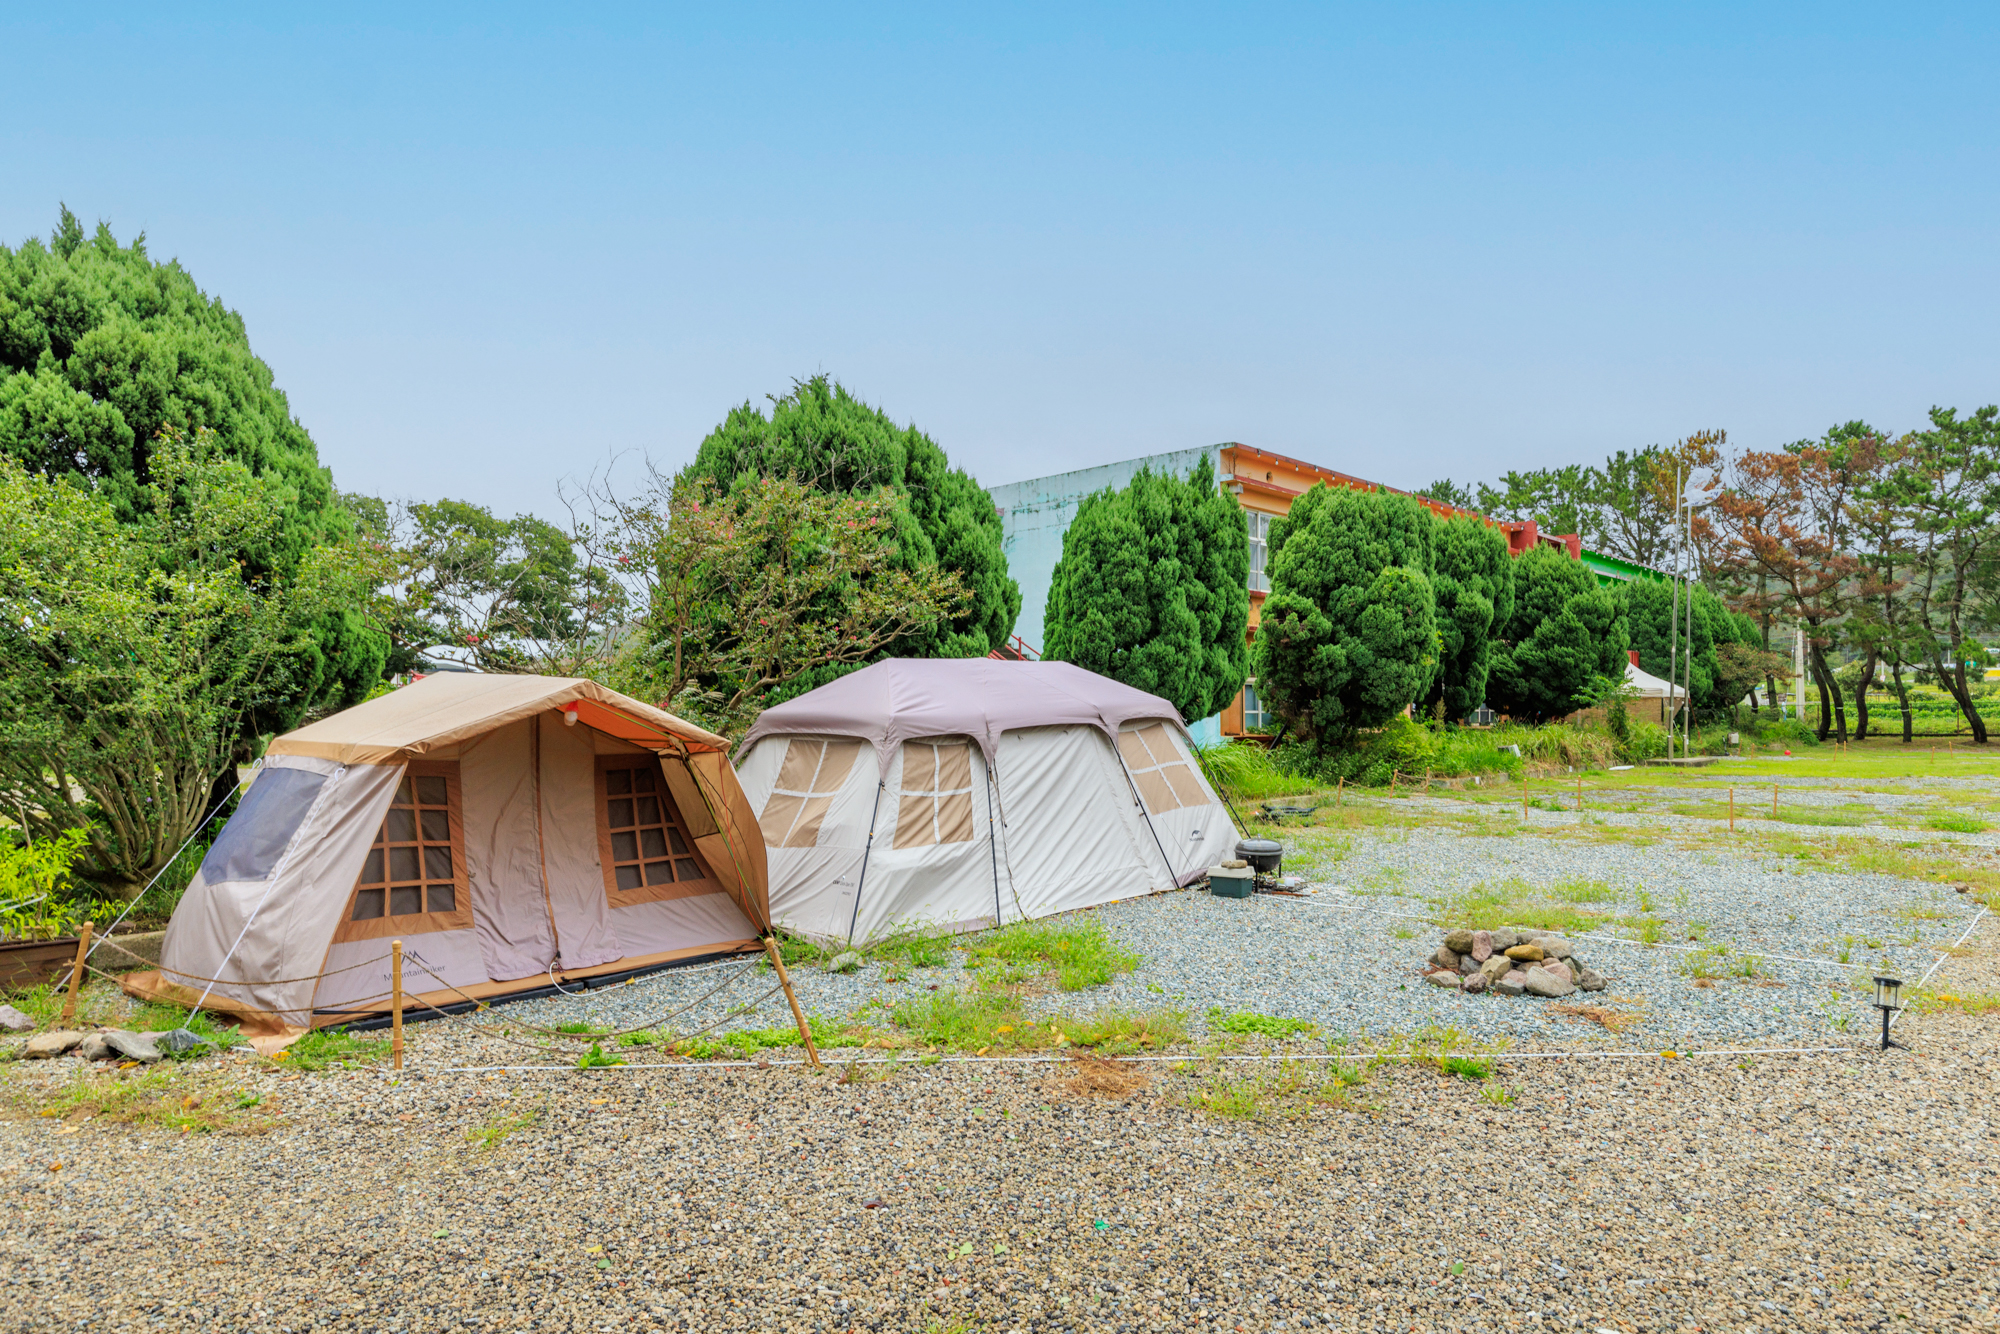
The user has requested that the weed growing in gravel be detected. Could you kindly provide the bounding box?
[888,983,1182,1055]
[1908,988,2000,1014]
[281,1026,391,1072]
[1430,877,1605,936]
[1185,1058,1373,1119]
[869,921,955,970]
[555,1021,609,1036]
[1205,1009,1318,1041]
[576,1043,625,1068]
[22,1068,273,1134]
[467,1099,546,1151]
[1478,1083,1514,1106]
[965,918,1139,990]
[1926,811,1989,833]
[1387,1024,1507,1078]
[1554,876,1618,904]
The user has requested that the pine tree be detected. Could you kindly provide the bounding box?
[1043,457,1250,721]
[0,208,386,728]
[682,376,1019,665]
[1428,514,1514,721]
[1254,483,1439,746]
[1487,545,1629,720]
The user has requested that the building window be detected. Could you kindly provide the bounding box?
[596,757,716,907]
[335,763,473,942]
[1247,512,1271,592]
[1242,682,1267,731]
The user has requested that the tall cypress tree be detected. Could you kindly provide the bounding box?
[683,375,1019,663]
[1427,514,1515,721]
[0,208,385,726]
[1487,545,1629,720]
[1254,483,1439,746]
[1043,456,1249,721]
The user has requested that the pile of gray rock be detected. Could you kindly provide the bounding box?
[11,1025,213,1063]
[1423,927,1608,998]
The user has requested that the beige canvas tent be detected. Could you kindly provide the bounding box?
[735,659,1240,945]
[123,674,768,1038]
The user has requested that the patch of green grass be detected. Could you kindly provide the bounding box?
[1909,988,2000,1015]
[1185,1057,1373,1120]
[554,1021,608,1036]
[1385,1023,1508,1077]
[1925,812,1989,833]
[466,1099,546,1151]
[868,921,955,970]
[887,982,1182,1056]
[1767,808,1868,828]
[1430,876,1606,936]
[616,1030,658,1047]
[1552,876,1617,904]
[965,918,1139,991]
[279,1026,392,1072]
[16,1067,272,1135]
[1478,1083,1514,1106]
[1205,1009,1318,1041]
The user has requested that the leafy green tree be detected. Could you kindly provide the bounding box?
[0,432,372,894]
[1254,484,1439,747]
[1474,466,1595,543]
[613,473,968,735]
[1043,457,1250,722]
[682,376,1018,665]
[1418,479,1476,510]
[347,496,628,678]
[1487,545,1629,720]
[0,208,385,722]
[1425,515,1514,722]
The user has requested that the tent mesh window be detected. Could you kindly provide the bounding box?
[335,762,473,941]
[757,739,863,849]
[892,739,976,849]
[597,758,717,907]
[1116,723,1209,814]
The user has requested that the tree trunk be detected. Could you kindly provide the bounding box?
[1853,650,1877,741]
[1810,644,1848,741]
[1891,656,1913,743]
[1935,651,1990,743]
[1764,673,1780,720]
[1951,651,1989,744]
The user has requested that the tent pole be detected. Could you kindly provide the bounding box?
[984,754,1004,927]
[762,936,821,1069]
[1113,742,1182,888]
[845,778,887,946]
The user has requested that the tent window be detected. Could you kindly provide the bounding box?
[758,738,863,849]
[1116,723,1209,815]
[597,757,718,907]
[892,740,976,850]
[334,763,473,943]
[197,765,328,884]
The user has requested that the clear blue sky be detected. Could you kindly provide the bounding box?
[4,4,1996,518]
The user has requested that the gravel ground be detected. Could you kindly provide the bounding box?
[4,916,1996,1333]
[479,826,1984,1054]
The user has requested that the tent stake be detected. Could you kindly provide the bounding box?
[392,939,405,1072]
[764,936,822,1069]
[60,921,92,1024]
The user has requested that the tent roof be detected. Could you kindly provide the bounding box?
[1625,659,1682,699]
[268,674,730,765]
[738,658,1186,765]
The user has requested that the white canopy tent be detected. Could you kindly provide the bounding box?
[734,659,1241,946]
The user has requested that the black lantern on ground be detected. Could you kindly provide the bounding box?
[1872,975,1905,1051]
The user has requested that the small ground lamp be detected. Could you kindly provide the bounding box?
[1872,975,1906,1051]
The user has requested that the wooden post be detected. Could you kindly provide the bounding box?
[1522,782,1529,823]
[1336,776,1344,808]
[391,939,404,1072]
[1576,774,1583,813]
[764,936,822,1069]
[1389,770,1398,797]
[59,921,92,1024]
